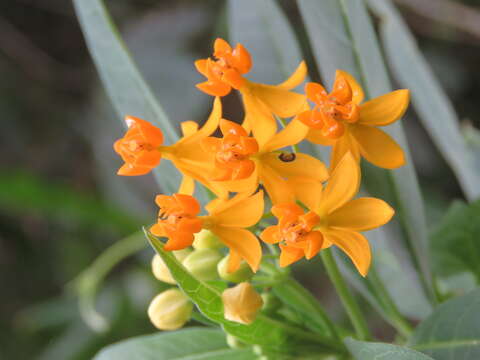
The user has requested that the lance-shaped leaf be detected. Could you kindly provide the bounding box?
[346,338,434,360]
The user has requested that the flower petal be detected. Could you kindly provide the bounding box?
[262,152,328,182]
[178,175,195,196]
[260,225,281,244]
[181,97,222,145]
[328,197,394,231]
[335,70,364,104]
[287,177,323,212]
[350,125,405,169]
[320,152,360,215]
[359,89,409,126]
[211,226,261,272]
[324,228,371,277]
[262,118,309,152]
[180,121,199,137]
[329,131,360,171]
[210,191,264,228]
[259,163,295,205]
[304,231,324,259]
[242,89,277,146]
[227,250,242,273]
[279,244,304,267]
[196,81,231,97]
[277,61,308,90]
[248,82,307,118]
[306,129,336,146]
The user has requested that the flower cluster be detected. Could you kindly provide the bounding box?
[114,38,409,325]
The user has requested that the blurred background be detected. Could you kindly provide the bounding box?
[1,0,479,359]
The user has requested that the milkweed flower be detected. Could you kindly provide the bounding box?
[261,153,394,276]
[114,97,227,197]
[222,282,263,325]
[298,70,409,170]
[195,38,307,145]
[201,118,328,204]
[151,191,264,272]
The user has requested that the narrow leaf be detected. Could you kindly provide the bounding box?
[346,338,434,360]
[368,0,480,202]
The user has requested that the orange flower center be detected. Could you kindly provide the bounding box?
[279,211,320,244]
[155,194,203,238]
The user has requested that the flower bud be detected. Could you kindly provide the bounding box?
[182,249,223,281]
[192,229,223,250]
[148,289,192,330]
[151,249,192,284]
[217,255,254,283]
[222,282,263,325]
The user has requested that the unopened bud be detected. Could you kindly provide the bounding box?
[192,229,223,250]
[182,249,222,281]
[151,249,192,284]
[222,282,263,325]
[148,289,192,330]
[217,255,254,283]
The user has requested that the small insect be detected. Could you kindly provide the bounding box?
[279,152,296,162]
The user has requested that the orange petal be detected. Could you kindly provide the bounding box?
[180,121,199,138]
[320,152,360,215]
[305,82,327,102]
[259,164,295,205]
[262,118,309,152]
[227,250,242,273]
[178,175,195,196]
[350,125,405,169]
[306,128,336,146]
[196,81,231,97]
[249,83,306,118]
[214,38,232,54]
[220,118,248,137]
[277,61,308,90]
[279,244,304,267]
[304,231,324,259]
[164,229,196,251]
[287,177,323,212]
[331,74,353,104]
[211,226,262,272]
[181,97,222,145]
[262,152,328,182]
[150,223,166,237]
[328,197,395,231]
[260,226,281,244]
[359,89,410,126]
[195,59,208,77]
[209,191,264,228]
[223,68,245,89]
[324,228,371,277]
[297,109,324,129]
[231,43,252,74]
[125,116,164,145]
[335,70,364,104]
[329,132,360,171]
[242,89,277,146]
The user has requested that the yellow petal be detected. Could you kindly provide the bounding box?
[320,152,360,215]
[359,89,409,126]
[178,175,195,195]
[350,125,405,169]
[262,152,328,182]
[242,89,277,146]
[180,97,222,145]
[336,70,364,104]
[327,197,394,231]
[180,121,199,137]
[258,163,295,205]
[222,282,263,324]
[324,228,371,277]
[212,168,259,196]
[306,129,336,146]
[277,61,308,90]
[248,82,307,118]
[211,226,262,272]
[279,244,305,267]
[262,118,309,152]
[287,177,323,211]
[209,190,264,228]
[329,132,360,171]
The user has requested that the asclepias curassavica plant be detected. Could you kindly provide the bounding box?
[73,0,480,359]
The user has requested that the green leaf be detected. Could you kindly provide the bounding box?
[410,288,480,359]
[430,199,480,282]
[94,327,254,360]
[297,0,434,303]
[367,0,480,202]
[345,338,434,360]
[145,230,343,356]
[73,0,180,193]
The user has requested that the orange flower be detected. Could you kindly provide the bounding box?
[298,70,409,170]
[261,153,395,276]
[114,98,227,197]
[151,191,264,272]
[201,118,328,204]
[195,38,308,145]
[114,116,164,176]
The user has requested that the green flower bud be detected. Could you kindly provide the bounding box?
[182,249,222,281]
[147,289,192,330]
[217,255,254,283]
[192,229,223,250]
[151,249,192,284]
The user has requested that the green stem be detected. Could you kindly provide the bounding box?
[367,268,413,338]
[321,248,371,340]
